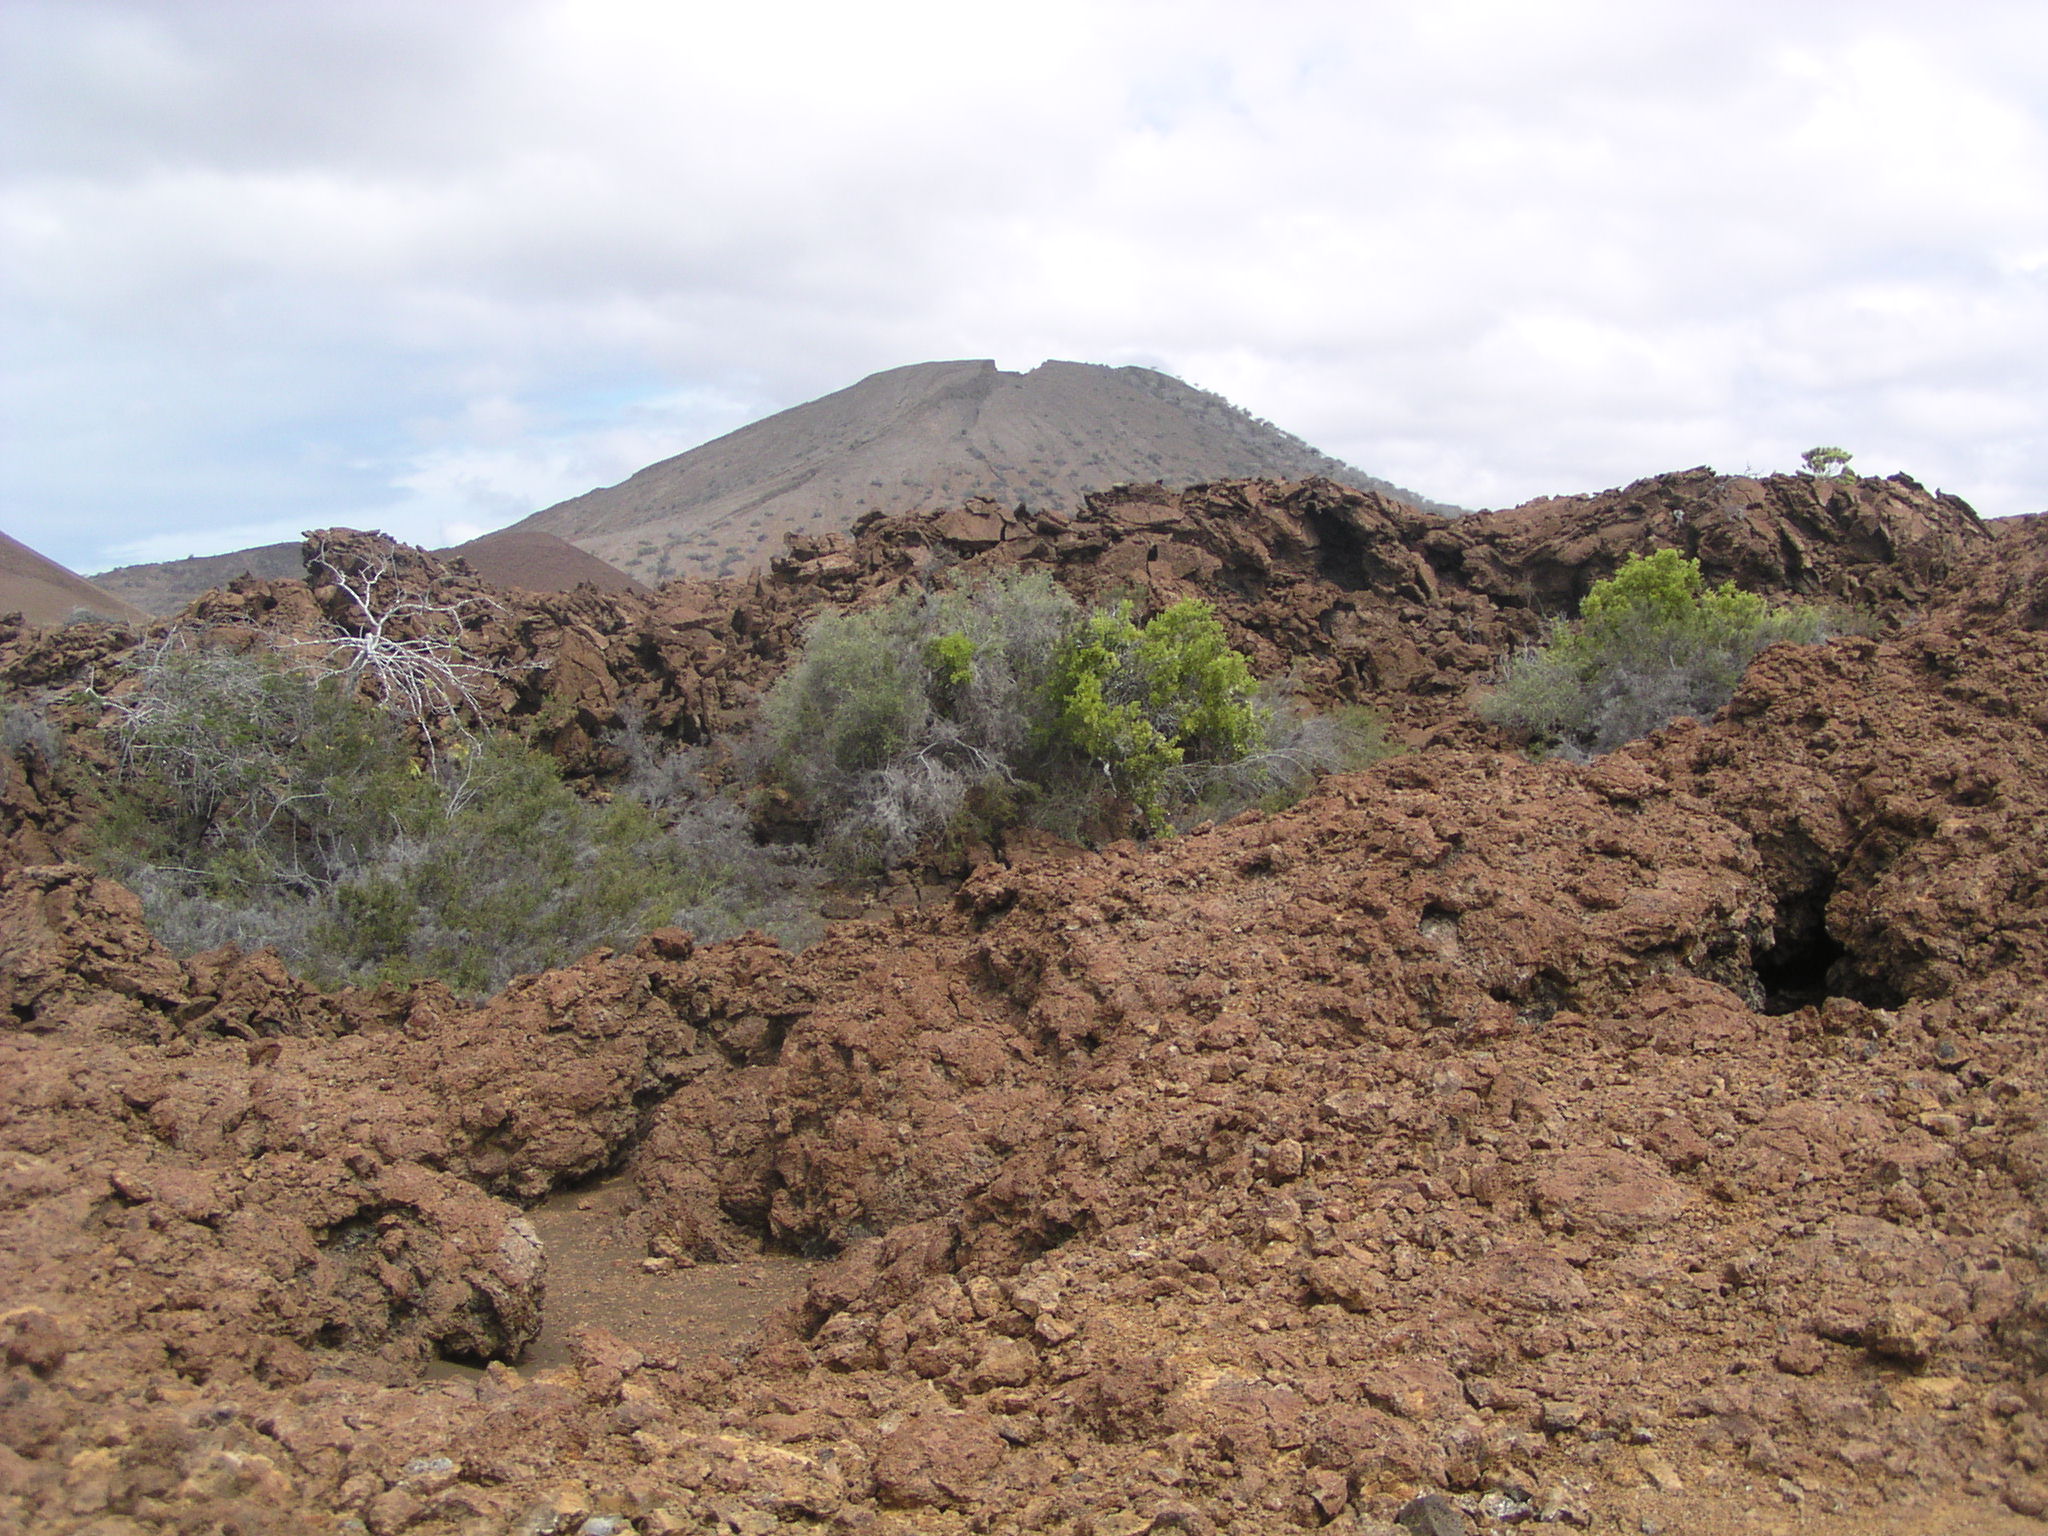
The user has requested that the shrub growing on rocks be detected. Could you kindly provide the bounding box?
[0,701,62,765]
[1048,597,1267,830]
[98,640,818,993]
[763,571,1081,870]
[1801,445,1856,478]
[1478,548,1832,757]
[764,574,1386,867]
[319,734,816,994]
[102,639,424,893]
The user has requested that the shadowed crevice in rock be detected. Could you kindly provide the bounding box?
[1752,872,1905,1016]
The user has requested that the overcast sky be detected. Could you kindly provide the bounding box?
[5,0,2046,575]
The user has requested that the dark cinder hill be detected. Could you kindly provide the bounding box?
[519,359,1452,583]
[443,527,648,595]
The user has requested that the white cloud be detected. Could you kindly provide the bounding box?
[5,0,2047,573]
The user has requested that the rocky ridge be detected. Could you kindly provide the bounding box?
[0,471,2043,1534]
[4,465,1985,814]
[93,530,643,620]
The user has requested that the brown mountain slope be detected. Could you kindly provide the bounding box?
[520,359,1453,583]
[91,540,304,618]
[0,529,147,627]
[0,503,2043,1533]
[442,526,647,595]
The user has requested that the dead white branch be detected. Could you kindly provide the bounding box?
[294,538,501,744]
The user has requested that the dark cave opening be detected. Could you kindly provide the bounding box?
[431,1337,491,1370]
[1310,512,1369,593]
[1754,915,1848,1015]
[1752,874,1903,1015]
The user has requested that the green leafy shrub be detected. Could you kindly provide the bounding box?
[1046,598,1267,829]
[764,576,1389,864]
[925,631,977,690]
[1478,549,1832,756]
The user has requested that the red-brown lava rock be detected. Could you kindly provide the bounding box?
[0,471,2041,1534]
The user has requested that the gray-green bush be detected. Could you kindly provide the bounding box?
[103,638,420,892]
[762,572,1082,868]
[98,640,819,994]
[1,701,62,765]
[320,736,817,994]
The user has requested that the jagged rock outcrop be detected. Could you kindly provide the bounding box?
[0,468,1992,824]
[1452,468,1983,613]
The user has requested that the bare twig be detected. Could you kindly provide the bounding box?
[294,538,501,751]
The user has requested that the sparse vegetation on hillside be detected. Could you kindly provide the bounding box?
[1478,548,1833,756]
[8,464,2037,1536]
[764,574,1388,868]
